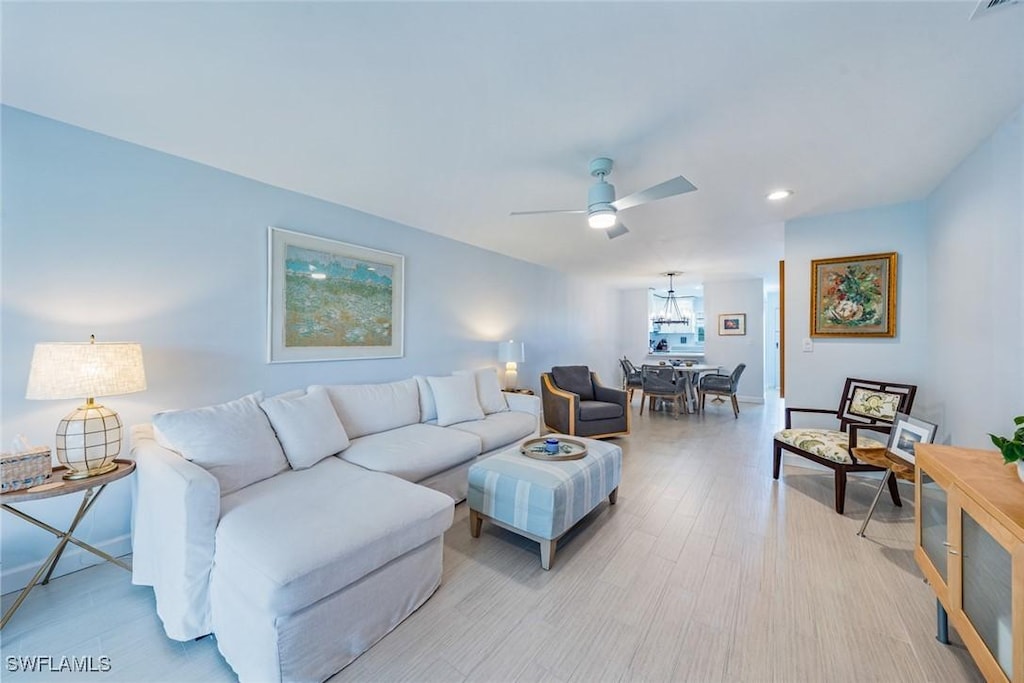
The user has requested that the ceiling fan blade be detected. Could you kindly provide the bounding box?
[606,223,629,239]
[611,175,697,211]
[510,209,586,216]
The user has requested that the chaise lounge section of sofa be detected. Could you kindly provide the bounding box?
[131,369,540,683]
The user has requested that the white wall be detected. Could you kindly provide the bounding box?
[554,275,621,385]
[703,278,765,402]
[924,106,1023,446]
[783,202,930,413]
[0,107,597,588]
[616,288,651,382]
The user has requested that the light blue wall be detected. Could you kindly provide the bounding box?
[703,278,765,402]
[782,108,1024,447]
[783,201,930,416]
[924,106,1023,446]
[0,107,586,584]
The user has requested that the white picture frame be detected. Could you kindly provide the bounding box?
[267,227,404,363]
[887,412,937,464]
[718,313,746,336]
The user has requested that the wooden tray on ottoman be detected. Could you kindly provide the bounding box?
[520,437,588,461]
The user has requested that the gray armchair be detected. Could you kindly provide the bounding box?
[698,363,746,417]
[540,366,630,439]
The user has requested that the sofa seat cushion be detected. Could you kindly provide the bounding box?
[341,423,482,482]
[579,400,623,422]
[216,457,453,616]
[448,411,537,452]
[774,428,886,465]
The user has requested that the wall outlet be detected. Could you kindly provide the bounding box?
[802,338,814,352]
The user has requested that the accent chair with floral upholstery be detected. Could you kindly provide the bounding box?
[772,377,917,514]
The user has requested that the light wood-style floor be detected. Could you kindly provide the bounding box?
[2,394,983,682]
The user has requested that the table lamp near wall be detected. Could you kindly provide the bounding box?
[498,339,525,390]
[25,335,146,480]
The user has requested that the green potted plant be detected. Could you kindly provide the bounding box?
[989,415,1024,483]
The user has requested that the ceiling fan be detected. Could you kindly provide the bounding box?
[510,157,697,239]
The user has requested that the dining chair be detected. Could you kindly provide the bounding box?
[640,365,688,418]
[619,357,643,405]
[698,363,746,417]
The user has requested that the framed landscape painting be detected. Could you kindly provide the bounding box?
[268,227,404,362]
[811,251,897,337]
[718,313,746,336]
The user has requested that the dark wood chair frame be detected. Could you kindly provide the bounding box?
[772,377,918,514]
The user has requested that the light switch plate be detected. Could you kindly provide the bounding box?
[802,338,814,352]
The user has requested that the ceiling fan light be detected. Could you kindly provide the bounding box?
[766,189,793,201]
[588,209,616,229]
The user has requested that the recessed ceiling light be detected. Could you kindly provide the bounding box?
[766,189,793,201]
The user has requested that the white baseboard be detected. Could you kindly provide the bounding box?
[737,395,765,404]
[1,534,132,594]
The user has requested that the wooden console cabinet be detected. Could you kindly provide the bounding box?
[915,443,1024,683]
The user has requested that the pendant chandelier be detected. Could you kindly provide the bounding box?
[651,272,692,326]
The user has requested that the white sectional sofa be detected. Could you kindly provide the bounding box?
[131,369,540,683]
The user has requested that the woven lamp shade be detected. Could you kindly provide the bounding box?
[26,339,146,480]
[26,341,146,400]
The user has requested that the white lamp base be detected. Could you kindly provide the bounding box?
[504,363,519,391]
[56,400,122,480]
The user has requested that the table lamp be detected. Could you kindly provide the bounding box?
[25,335,146,480]
[497,340,525,390]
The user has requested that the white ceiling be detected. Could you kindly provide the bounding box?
[3,1,1023,291]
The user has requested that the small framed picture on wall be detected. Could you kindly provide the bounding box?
[718,313,746,336]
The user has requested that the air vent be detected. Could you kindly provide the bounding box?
[970,0,1021,20]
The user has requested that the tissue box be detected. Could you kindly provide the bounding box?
[1,447,53,493]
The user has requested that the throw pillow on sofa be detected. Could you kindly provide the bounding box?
[455,368,508,415]
[428,374,485,427]
[260,386,350,470]
[152,392,288,495]
[413,375,446,422]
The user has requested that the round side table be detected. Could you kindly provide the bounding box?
[1,458,136,629]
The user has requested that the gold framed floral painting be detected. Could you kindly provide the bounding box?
[810,252,897,337]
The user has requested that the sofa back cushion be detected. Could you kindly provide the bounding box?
[316,378,420,439]
[551,366,594,401]
[152,392,289,495]
[260,387,350,470]
[455,368,508,415]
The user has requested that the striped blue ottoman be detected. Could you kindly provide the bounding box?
[467,436,622,569]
